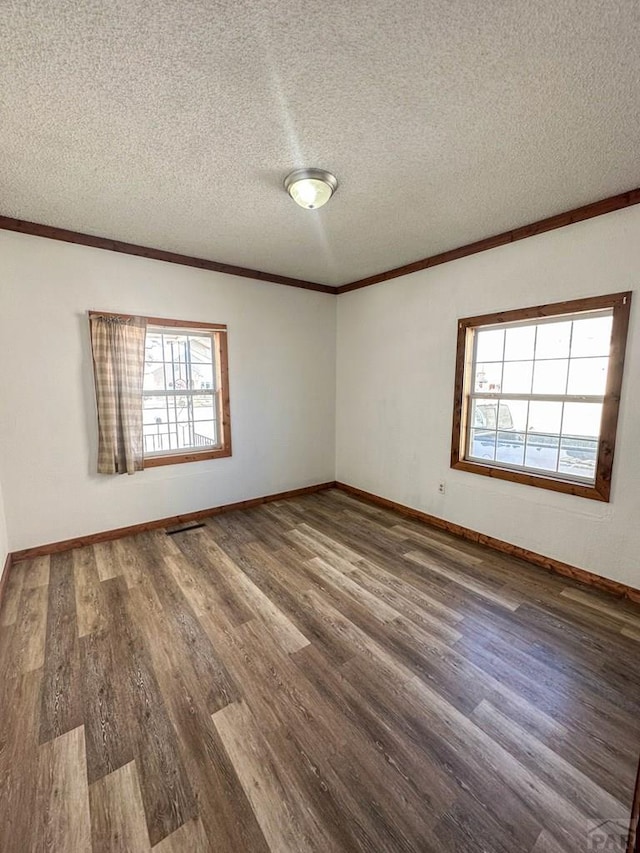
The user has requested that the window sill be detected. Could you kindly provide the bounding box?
[451,458,610,502]
[144,446,232,468]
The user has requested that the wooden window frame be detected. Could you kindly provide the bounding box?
[450,292,632,502]
[89,311,232,468]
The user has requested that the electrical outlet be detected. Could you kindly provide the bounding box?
[438,482,446,495]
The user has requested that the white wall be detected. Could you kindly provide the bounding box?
[337,205,640,589]
[0,231,336,551]
[2,207,639,588]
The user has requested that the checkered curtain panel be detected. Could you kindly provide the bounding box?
[90,315,147,474]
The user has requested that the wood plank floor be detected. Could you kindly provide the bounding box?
[1,488,638,852]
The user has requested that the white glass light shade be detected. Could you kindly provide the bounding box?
[284,169,338,210]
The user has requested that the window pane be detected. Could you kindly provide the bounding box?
[499,399,528,431]
[566,357,608,396]
[532,359,568,394]
[524,434,560,472]
[535,321,571,359]
[471,400,500,429]
[501,361,533,394]
[143,412,179,452]
[166,395,193,424]
[558,439,597,479]
[149,333,217,393]
[496,431,525,466]
[145,333,164,362]
[143,429,173,454]
[191,363,214,390]
[189,335,213,362]
[562,402,602,438]
[163,335,187,363]
[527,400,562,434]
[474,362,503,392]
[469,429,496,460]
[192,420,218,446]
[570,316,612,358]
[143,396,169,423]
[143,392,218,452]
[476,328,504,362]
[175,422,195,449]
[193,394,216,421]
[143,361,167,391]
[504,325,535,361]
[165,363,189,390]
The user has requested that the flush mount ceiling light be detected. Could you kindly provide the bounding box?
[284,168,338,210]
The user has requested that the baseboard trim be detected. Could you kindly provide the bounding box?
[0,553,12,609]
[10,481,337,562]
[334,481,640,604]
[10,479,639,604]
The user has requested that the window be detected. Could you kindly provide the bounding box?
[89,311,231,472]
[451,292,631,501]
[142,318,231,467]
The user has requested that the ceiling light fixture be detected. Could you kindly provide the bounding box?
[284,168,338,210]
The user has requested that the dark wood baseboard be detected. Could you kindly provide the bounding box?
[0,553,12,609]
[10,478,639,605]
[10,481,337,562]
[334,482,640,604]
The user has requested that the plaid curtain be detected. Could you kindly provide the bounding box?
[90,315,147,474]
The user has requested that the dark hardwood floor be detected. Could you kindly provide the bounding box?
[1,488,638,851]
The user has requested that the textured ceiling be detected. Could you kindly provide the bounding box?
[1,1,639,287]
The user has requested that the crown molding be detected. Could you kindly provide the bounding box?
[0,215,335,294]
[337,187,640,294]
[2,187,639,295]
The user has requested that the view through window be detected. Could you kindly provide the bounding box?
[141,322,231,465]
[468,311,612,482]
[451,293,631,501]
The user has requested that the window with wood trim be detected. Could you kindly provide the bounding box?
[451,292,631,501]
[142,318,231,467]
[89,311,231,469]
